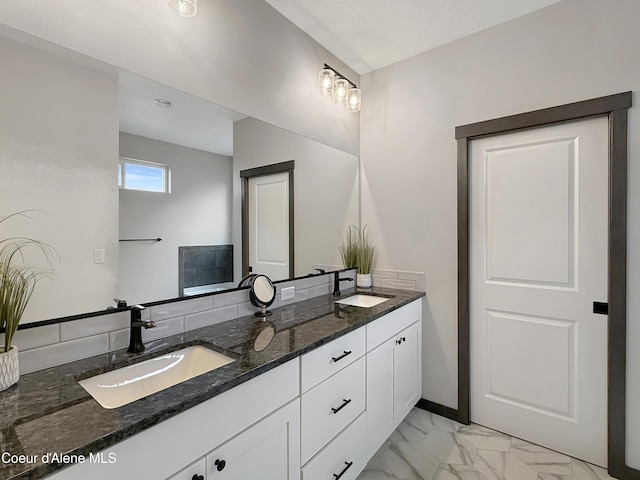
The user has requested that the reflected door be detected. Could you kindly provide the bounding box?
[244,166,293,281]
[248,172,289,280]
[470,117,608,466]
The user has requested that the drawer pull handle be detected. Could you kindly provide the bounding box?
[331,350,352,362]
[192,475,204,480]
[214,459,226,471]
[396,337,407,345]
[331,398,352,414]
[333,461,353,479]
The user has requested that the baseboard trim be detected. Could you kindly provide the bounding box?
[626,466,640,479]
[416,398,469,425]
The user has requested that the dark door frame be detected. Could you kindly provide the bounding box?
[240,160,295,279]
[455,92,632,478]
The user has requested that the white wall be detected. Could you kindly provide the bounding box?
[119,133,233,304]
[0,0,360,156]
[233,117,359,282]
[360,0,640,468]
[0,0,361,319]
[0,36,119,322]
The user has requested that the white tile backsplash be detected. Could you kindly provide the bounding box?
[5,324,60,351]
[309,283,332,298]
[370,268,425,292]
[294,274,330,289]
[109,329,130,351]
[150,296,213,321]
[19,334,109,374]
[142,317,185,342]
[279,287,309,306]
[397,271,424,281]
[380,278,419,291]
[371,269,399,279]
[13,268,421,375]
[213,289,250,308]
[237,301,259,318]
[185,305,238,331]
[60,311,129,341]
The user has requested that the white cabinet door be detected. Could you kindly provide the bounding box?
[365,336,395,457]
[167,458,206,480]
[205,399,300,480]
[365,304,422,459]
[394,320,422,421]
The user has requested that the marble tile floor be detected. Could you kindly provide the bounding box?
[356,408,615,480]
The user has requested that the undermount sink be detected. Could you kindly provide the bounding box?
[79,346,235,409]
[334,294,392,308]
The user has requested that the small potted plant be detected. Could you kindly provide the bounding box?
[338,225,358,270]
[355,224,375,288]
[0,211,59,391]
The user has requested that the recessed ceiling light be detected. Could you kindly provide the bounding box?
[153,98,173,108]
[168,0,197,17]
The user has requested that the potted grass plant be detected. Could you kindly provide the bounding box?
[339,224,376,288]
[339,225,359,269]
[0,211,59,391]
[355,224,375,288]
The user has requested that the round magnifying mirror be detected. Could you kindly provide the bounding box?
[249,274,276,317]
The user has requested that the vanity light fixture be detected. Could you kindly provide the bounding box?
[153,98,173,108]
[168,0,197,17]
[317,68,335,97]
[333,78,349,105]
[346,88,362,113]
[318,63,361,113]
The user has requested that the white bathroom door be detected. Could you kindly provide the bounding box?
[470,116,608,466]
[248,172,290,281]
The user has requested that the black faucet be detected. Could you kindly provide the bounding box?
[127,305,156,353]
[333,271,354,297]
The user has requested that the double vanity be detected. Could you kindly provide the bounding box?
[0,285,424,480]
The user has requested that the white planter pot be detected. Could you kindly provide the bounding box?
[356,273,372,288]
[0,346,19,392]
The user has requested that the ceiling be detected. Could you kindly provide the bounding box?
[119,71,246,157]
[119,0,563,156]
[265,0,562,74]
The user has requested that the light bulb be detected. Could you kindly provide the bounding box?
[318,69,335,96]
[333,78,349,105]
[346,88,361,112]
[169,0,197,17]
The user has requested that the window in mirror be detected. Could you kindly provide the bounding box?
[118,158,170,193]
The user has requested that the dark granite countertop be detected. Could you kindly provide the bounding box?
[0,287,424,479]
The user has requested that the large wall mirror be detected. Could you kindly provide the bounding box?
[0,34,359,324]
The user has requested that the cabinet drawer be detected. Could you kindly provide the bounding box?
[366,300,421,351]
[301,327,365,393]
[302,413,366,480]
[166,458,206,480]
[301,356,366,464]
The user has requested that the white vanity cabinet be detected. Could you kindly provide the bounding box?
[44,297,423,480]
[167,458,206,480]
[46,359,300,480]
[365,300,422,457]
[300,327,367,479]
